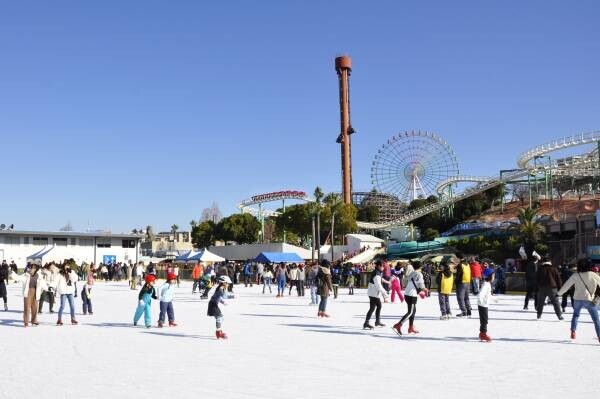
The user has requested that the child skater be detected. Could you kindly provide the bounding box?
[81,275,93,315]
[208,275,232,339]
[477,268,496,342]
[390,272,404,303]
[436,262,454,319]
[158,273,177,327]
[134,274,157,328]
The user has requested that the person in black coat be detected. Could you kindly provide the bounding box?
[0,260,9,310]
[524,260,538,310]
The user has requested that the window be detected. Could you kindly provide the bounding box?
[80,238,93,247]
[53,237,68,246]
[122,239,136,248]
[3,236,19,246]
[23,237,30,245]
[70,238,77,246]
[97,238,111,248]
[33,237,48,246]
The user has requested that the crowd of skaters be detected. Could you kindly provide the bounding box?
[2,251,599,342]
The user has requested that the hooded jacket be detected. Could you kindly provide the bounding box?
[317,266,333,297]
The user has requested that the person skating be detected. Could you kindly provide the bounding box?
[363,261,389,329]
[296,264,305,297]
[55,265,78,326]
[11,262,47,327]
[81,275,93,315]
[536,258,563,320]
[157,273,177,327]
[389,272,404,303]
[317,260,333,317]
[331,263,341,299]
[192,262,204,294]
[560,264,575,312]
[208,275,232,339]
[477,268,497,342]
[455,253,472,318]
[275,263,287,297]
[0,259,9,311]
[307,263,319,305]
[436,262,454,320]
[523,256,539,310]
[346,264,355,296]
[38,264,58,314]
[557,259,600,342]
[262,267,273,294]
[133,274,157,328]
[392,262,428,335]
[470,258,483,295]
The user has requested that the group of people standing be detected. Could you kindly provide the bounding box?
[8,259,95,327]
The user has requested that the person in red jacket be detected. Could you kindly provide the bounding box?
[470,259,483,295]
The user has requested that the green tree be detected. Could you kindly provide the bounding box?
[513,207,545,247]
[357,205,379,222]
[217,213,260,244]
[191,220,216,248]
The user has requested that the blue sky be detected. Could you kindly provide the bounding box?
[1,1,598,233]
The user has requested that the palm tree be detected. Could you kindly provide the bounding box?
[514,207,545,247]
[314,186,324,204]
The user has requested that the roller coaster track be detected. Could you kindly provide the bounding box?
[436,176,494,196]
[517,130,600,168]
[357,167,544,230]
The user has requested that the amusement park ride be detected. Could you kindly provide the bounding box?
[238,55,600,239]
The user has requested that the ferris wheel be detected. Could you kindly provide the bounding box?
[370,130,460,203]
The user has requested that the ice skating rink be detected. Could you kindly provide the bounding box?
[1,281,598,399]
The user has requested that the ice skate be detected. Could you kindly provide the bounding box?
[479,332,492,342]
[158,321,164,328]
[392,322,402,336]
[363,323,374,330]
[375,321,385,327]
[570,330,576,340]
[169,321,178,327]
[4,303,8,311]
[57,319,63,326]
[407,325,420,334]
[71,318,78,325]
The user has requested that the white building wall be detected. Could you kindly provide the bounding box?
[0,233,140,267]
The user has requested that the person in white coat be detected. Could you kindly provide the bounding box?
[11,262,47,326]
[392,262,428,335]
[38,264,58,314]
[363,260,389,329]
[557,259,600,342]
[477,268,497,342]
[55,265,78,325]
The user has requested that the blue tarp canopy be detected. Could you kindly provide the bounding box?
[174,250,197,262]
[254,252,303,263]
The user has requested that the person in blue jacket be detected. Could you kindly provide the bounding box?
[158,273,177,327]
[208,275,232,339]
[275,263,287,297]
[134,274,157,328]
[243,261,253,287]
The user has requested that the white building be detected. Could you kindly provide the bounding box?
[0,230,143,267]
[345,234,384,254]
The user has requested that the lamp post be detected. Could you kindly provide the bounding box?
[331,211,335,263]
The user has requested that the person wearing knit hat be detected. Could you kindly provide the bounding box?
[157,273,178,327]
[133,274,157,328]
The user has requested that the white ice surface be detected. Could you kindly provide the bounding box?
[1,281,599,399]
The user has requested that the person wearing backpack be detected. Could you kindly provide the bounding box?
[557,259,600,342]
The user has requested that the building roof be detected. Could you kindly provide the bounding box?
[345,234,385,243]
[0,230,143,239]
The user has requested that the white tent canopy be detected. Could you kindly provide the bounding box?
[27,245,79,264]
[189,249,225,263]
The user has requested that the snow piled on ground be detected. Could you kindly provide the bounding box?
[1,281,599,399]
